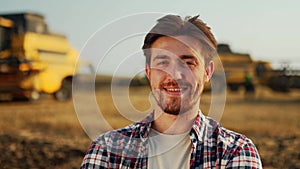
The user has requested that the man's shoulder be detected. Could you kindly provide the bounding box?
[80,122,149,168]
[92,120,149,148]
[205,117,257,151]
[204,117,262,167]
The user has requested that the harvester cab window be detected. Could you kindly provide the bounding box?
[0,17,12,52]
[0,26,11,52]
[0,13,49,35]
[25,14,48,34]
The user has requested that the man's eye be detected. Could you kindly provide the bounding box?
[158,61,168,65]
[185,60,196,66]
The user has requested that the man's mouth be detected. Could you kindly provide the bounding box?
[163,86,186,96]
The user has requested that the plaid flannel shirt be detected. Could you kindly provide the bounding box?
[81,111,262,169]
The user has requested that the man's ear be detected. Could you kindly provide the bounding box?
[145,64,150,80]
[205,61,214,82]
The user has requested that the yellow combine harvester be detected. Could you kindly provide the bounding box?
[212,44,300,93]
[0,13,78,101]
[215,44,257,91]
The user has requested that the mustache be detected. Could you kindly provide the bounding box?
[159,79,190,88]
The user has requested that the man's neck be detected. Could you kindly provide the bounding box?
[152,106,199,135]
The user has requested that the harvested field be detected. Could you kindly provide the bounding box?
[0,85,299,168]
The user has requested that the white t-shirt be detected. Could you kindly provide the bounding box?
[148,129,192,169]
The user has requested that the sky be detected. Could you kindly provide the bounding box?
[1,0,300,75]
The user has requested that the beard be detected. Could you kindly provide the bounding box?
[152,80,201,115]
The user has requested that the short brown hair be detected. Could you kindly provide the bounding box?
[142,14,217,66]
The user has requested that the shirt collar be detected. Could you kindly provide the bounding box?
[190,110,206,143]
[139,111,154,139]
[139,110,206,143]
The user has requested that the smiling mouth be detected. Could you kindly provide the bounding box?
[163,86,187,96]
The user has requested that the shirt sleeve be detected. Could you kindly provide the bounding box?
[226,138,263,169]
[80,140,109,169]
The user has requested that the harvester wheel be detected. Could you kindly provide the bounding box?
[54,80,72,101]
[29,90,41,101]
[228,84,240,91]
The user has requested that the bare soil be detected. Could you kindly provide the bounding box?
[0,85,299,168]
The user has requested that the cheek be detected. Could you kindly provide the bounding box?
[150,77,158,89]
[191,68,206,83]
[149,70,164,87]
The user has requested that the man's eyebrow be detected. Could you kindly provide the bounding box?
[180,55,197,59]
[153,55,169,61]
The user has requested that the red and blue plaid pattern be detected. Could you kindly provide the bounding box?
[81,111,262,168]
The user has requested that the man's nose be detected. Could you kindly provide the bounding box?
[168,63,185,80]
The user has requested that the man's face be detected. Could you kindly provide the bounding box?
[146,36,213,115]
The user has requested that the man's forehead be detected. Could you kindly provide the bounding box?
[153,35,200,46]
[153,36,203,52]
[150,36,204,61]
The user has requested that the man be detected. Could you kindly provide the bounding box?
[81,14,262,169]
